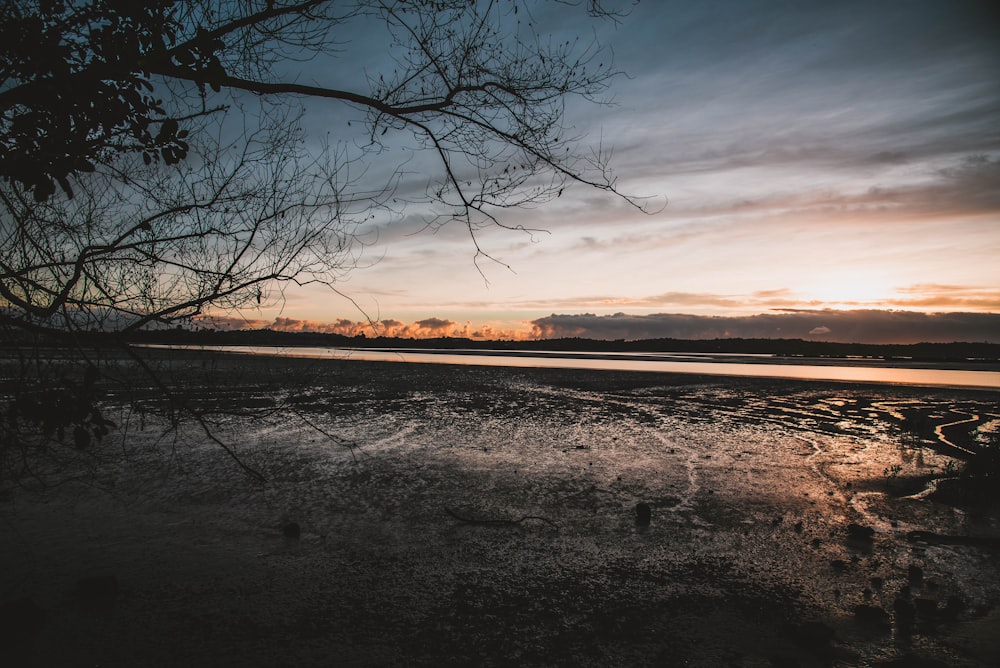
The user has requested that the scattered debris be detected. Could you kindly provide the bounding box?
[635,502,651,526]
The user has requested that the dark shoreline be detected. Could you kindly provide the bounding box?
[2,354,999,666]
[7,327,1000,365]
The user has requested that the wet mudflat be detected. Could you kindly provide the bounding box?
[2,353,999,666]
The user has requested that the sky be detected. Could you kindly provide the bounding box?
[212,0,1000,343]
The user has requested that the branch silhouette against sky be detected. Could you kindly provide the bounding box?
[2,0,998,343]
[1,0,643,336]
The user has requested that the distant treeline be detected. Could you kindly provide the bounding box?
[98,328,1000,362]
[5,327,1000,362]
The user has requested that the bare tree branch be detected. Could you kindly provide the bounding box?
[0,0,646,485]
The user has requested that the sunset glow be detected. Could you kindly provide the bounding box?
[211,1,1000,344]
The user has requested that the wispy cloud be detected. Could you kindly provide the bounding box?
[226,2,1000,336]
[890,284,1000,311]
[386,282,1000,320]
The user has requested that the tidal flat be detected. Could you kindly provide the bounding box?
[2,352,999,666]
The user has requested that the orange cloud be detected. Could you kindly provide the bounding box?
[195,313,531,340]
[193,315,269,331]
[890,284,1000,311]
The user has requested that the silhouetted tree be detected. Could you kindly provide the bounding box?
[0,0,639,486]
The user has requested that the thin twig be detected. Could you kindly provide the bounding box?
[123,344,266,482]
[286,406,365,462]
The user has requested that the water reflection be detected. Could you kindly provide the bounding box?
[139,345,1000,390]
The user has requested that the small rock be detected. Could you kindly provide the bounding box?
[894,596,916,633]
[635,502,651,526]
[793,521,804,534]
[846,523,875,541]
[942,595,966,621]
[907,564,923,585]
[854,604,891,633]
[283,522,301,539]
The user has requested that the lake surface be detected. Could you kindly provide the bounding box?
[140,344,1000,390]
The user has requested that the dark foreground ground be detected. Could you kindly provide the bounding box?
[2,352,999,666]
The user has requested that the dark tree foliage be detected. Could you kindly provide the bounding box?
[0,0,210,200]
[0,0,640,486]
[2,0,634,208]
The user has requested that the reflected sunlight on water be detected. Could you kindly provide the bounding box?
[138,345,1000,390]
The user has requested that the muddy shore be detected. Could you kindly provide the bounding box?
[2,353,999,666]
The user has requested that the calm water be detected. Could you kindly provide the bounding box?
[141,345,1000,390]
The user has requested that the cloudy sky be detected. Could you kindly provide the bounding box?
[224,0,1000,343]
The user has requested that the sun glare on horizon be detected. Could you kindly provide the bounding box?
[790,269,900,311]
